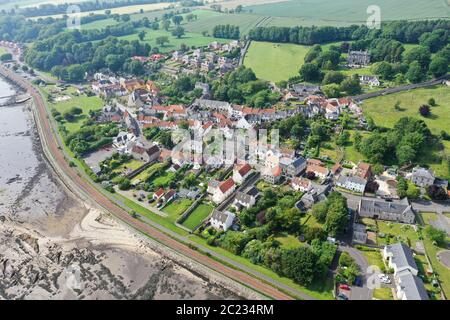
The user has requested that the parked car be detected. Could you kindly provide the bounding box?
[337,293,348,300]
[339,284,350,291]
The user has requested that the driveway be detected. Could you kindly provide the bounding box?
[336,244,373,300]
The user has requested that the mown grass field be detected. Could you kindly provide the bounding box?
[40,85,103,134]
[182,203,214,230]
[163,199,194,222]
[244,41,310,82]
[245,0,448,24]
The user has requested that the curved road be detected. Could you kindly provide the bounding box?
[0,65,315,300]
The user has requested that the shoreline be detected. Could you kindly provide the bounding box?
[0,68,263,300]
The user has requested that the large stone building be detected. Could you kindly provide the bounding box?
[358,198,415,224]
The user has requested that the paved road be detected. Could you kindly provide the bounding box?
[351,74,449,101]
[0,64,317,300]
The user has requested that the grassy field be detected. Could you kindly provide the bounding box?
[41,85,103,133]
[362,86,450,135]
[182,203,214,230]
[163,199,193,221]
[245,0,449,24]
[183,9,264,35]
[30,2,175,20]
[362,86,450,178]
[244,41,310,82]
[114,27,228,53]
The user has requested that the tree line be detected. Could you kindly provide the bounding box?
[212,24,240,39]
[247,20,449,47]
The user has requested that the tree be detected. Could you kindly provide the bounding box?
[281,247,317,286]
[406,61,425,83]
[419,104,431,117]
[161,19,171,31]
[425,226,447,246]
[365,181,379,193]
[428,98,436,106]
[427,185,448,201]
[429,57,448,77]
[310,202,328,224]
[371,61,394,80]
[339,76,361,95]
[0,53,12,61]
[324,194,348,237]
[322,71,345,85]
[138,30,147,41]
[172,26,185,39]
[404,46,431,70]
[171,15,184,25]
[299,63,322,82]
[156,36,169,47]
[305,171,316,180]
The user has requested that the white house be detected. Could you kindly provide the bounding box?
[210,210,235,231]
[359,75,380,87]
[383,243,419,276]
[336,175,367,194]
[232,163,252,184]
[211,178,236,204]
[234,190,257,209]
[291,177,311,192]
[383,243,428,300]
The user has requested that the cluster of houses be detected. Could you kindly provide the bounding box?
[172,40,241,75]
[0,40,23,58]
[347,50,371,68]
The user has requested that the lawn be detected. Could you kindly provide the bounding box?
[362,86,450,178]
[152,171,176,188]
[182,203,214,230]
[376,221,419,249]
[244,41,310,82]
[41,85,104,133]
[359,248,385,271]
[419,212,450,298]
[163,199,194,221]
[113,159,145,174]
[373,287,394,300]
[131,162,167,184]
[245,0,447,24]
[362,86,450,136]
[274,233,303,249]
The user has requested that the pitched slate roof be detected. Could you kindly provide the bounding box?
[398,272,429,300]
[359,199,414,217]
[385,243,418,271]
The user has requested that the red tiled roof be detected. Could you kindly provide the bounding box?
[236,163,252,177]
[154,188,165,198]
[307,164,328,175]
[219,178,235,194]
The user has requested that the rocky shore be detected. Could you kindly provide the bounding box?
[0,78,256,300]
